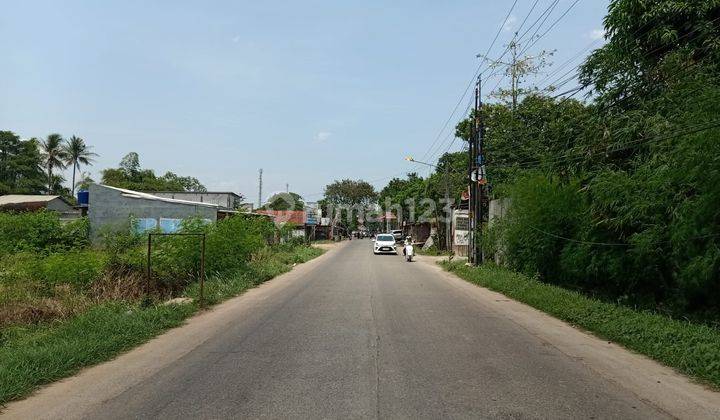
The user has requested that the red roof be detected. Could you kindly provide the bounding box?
[256,210,306,225]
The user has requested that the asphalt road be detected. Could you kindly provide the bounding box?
[65,238,672,419]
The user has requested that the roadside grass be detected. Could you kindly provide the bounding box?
[0,244,325,406]
[416,246,452,256]
[441,261,720,389]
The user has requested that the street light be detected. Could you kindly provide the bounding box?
[403,156,452,252]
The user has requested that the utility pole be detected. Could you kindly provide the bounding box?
[479,36,553,109]
[477,75,486,266]
[510,38,518,110]
[258,168,263,209]
[286,183,289,193]
[469,74,484,266]
[444,164,451,252]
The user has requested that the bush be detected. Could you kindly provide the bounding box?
[0,212,89,255]
[36,251,108,289]
[497,173,587,282]
[143,216,275,292]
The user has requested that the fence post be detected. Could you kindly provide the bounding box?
[200,234,206,307]
[146,233,152,298]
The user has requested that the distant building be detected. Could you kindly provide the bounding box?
[148,191,245,211]
[0,195,79,221]
[256,209,311,240]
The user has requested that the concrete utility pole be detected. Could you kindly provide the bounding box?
[510,38,518,110]
[258,169,263,209]
[444,164,451,252]
[479,35,553,110]
[469,74,484,266]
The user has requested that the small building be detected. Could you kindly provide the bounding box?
[403,220,432,245]
[256,209,314,240]
[148,191,245,211]
[0,195,79,221]
[87,184,225,237]
[452,208,470,257]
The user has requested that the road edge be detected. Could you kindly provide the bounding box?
[418,256,720,419]
[0,241,348,419]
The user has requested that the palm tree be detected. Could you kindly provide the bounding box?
[75,171,95,191]
[40,134,68,194]
[63,136,97,196]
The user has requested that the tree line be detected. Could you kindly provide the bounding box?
[0,132,207,199]
[375,0,720,318]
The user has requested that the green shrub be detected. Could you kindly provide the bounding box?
[498,173,587,282]
[37,251,108,289]
[0,212,89,255]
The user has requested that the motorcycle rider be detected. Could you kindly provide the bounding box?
[403,236,414,261]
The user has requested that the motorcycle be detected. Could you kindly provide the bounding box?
[403,241,414,262]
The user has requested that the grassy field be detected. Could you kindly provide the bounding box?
[441,261,720,389]
[0,244,324,406]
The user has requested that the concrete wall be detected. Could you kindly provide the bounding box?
[150,192,241,210]
[88,184,217,237]
[488,198,511,265]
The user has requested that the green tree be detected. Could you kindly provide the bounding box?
[75,171,95,191]
[323,179,377,233]
[263,192,305,211]
[0,131,45,194]
[63,136,97,197]
[377,172,426,221]
[580,0,720,109]
[158,171,207,192]
[101,152,207,192]
[40,133,68,194]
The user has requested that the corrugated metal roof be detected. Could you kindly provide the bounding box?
[99,185,220,208]
[256,210,306,225]
[0,195,63,205]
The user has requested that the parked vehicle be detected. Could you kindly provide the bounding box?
[373,234,397,255]
[391,230,404,242]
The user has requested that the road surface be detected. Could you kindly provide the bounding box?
[5,239,720,419]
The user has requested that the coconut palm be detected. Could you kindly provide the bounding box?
[63,136,98,196]
[40,133,68,194]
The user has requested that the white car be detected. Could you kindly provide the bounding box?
[373,234,398,255]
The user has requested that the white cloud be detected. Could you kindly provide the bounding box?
[503,14,517,32]
[314,131,332,143]
[588,29,605,41]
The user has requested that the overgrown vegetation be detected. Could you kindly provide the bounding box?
[101,152,207,192]
[442,261,720,389]
[382,0,720,319]
[472,0,720,317]
[0,211,324,404]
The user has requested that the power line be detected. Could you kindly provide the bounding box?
[528,224,720,247]
[491,116,720,170]
[518,0,581,56]
[418,1,519,163]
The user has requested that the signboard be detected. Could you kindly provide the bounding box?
[454,214,469,246]
[306,210,318,225]
[455,231,469,246]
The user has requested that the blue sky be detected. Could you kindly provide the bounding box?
[0,0,609,204]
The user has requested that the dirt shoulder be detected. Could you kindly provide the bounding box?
[417,258,720,419]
